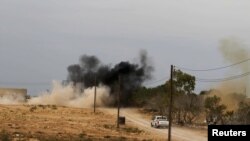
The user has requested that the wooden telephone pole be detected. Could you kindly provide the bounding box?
[168,65,174,141]
[117,75,121,128]
[94,76,97,113]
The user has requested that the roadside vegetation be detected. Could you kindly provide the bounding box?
[130,69,250,126]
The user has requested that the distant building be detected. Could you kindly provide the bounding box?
[0,88,27,97]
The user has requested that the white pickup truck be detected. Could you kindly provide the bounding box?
[151,115,169,128]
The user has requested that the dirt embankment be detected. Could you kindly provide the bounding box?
[0,105,161,141]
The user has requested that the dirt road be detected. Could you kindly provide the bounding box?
[103,108,207,141]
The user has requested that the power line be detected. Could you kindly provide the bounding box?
[143,77,169,86]
[196,71,250,82]
[175,58,250,72]
[144,69,250,85]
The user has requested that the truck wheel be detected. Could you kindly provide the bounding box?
[153,123,156,128]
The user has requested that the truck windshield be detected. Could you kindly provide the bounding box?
[156,116,167,120]
[161,117,167,120]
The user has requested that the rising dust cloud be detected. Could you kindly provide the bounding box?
[218,37,250,95]
[209,37,250,110]
[0,94,26,105]
[1,51,152,107]
[0,81,111,108]
[28,81,111,108]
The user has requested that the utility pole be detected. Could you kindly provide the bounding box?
[117,74,121,128]
[94,75,97,113]
[168,65,174,141]
[244,87,247,98]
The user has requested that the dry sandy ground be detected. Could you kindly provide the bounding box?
[102,108,208,141]
[0,105,163,141]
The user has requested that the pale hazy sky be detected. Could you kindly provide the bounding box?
[0,0,250,95]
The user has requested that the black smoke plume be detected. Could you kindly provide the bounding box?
[67,50,153,106]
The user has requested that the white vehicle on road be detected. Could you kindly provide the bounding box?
[151,115,169,128]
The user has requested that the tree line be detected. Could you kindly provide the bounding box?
[129,69,250,125]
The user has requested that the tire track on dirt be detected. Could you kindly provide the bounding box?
[103,108,207,141]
